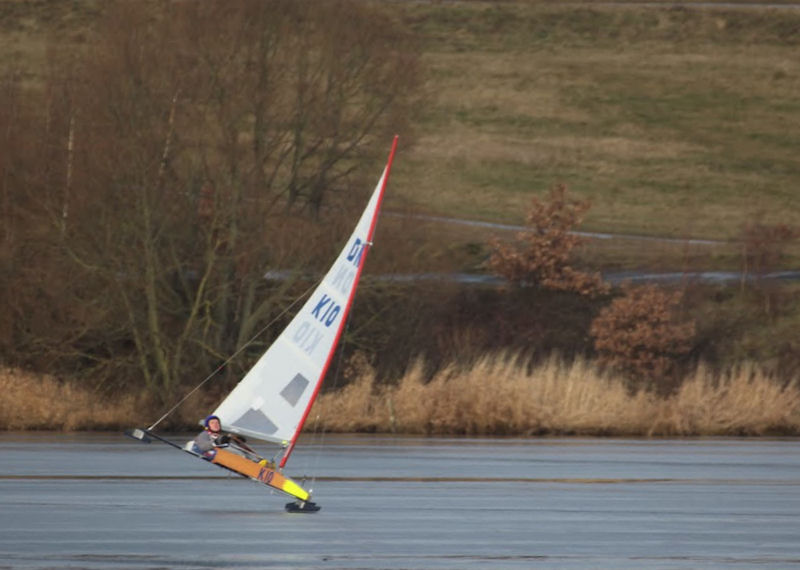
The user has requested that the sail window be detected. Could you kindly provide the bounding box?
[231,409,279,435]
[281,374,309,407]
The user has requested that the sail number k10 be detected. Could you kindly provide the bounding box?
[311,294,340,327]
[257,467,275,485]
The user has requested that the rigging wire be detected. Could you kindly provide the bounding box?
[303,243,371,493]
[305,307,353,493]
[146,277,321,432]
[303,239,374,492]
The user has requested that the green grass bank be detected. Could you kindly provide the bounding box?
[389,1,800,243]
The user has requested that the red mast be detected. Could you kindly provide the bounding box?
[280,135,399,468]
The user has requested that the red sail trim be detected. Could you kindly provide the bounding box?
[280,135,399,468]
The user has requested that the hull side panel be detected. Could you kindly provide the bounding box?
[210,448,309,501]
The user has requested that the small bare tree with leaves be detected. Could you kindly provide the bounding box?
[488,184,608,297]
[740,219,800,316]
[590,283,695,389]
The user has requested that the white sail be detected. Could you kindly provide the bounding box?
[213,137,398,465]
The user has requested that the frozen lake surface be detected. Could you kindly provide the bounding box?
[1,433,799,569]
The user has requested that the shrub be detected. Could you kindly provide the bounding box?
[488,184,608,297]
[590,283,696,390]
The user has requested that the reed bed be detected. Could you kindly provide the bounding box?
[0,368,142,431]
[0,368,209,431]
[652,363,800,436]
[2,358,799,436]
[313,355,800,437]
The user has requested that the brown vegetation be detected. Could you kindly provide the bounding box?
[488,184,608,297]
[488,185,697,392]
[591,283,696,389]
[740,219,800,316]
[5,359,797,436]
[0,0,420,399]
[0,367,212,431]
[2,1,800,434]
[312,354,800,437]
[0,368,140,431]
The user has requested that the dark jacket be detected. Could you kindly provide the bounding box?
[193,429,228,453]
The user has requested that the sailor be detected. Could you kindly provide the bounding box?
[191,414,262,461]
[192,414,230,454]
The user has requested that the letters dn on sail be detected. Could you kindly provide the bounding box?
[292,238,364,356]
[311,294,340,327]
[330,237,363,296]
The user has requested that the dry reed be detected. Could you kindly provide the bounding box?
[3,358,799,436]
[652,363,800,436]
[0,368,210,431]
[0,368,141,431]
[312,355,800,437]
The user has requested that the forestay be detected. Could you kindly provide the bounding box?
[213,137,397,467]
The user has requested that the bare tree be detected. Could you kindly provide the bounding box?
[0,71,23,352]
[740,218,800,316]
[2,0,421,399]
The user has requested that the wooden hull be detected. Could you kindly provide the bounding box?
[209,448,310,501]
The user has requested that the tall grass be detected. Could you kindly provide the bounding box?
[313,354,800,436]
[0,368,208,431]
[3,357,798,436]
[656,362,800,435]
[0,368,141,431]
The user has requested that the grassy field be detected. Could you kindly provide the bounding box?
[2,1,798,247]
[3,0,798,243]
[386,2,800,243]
